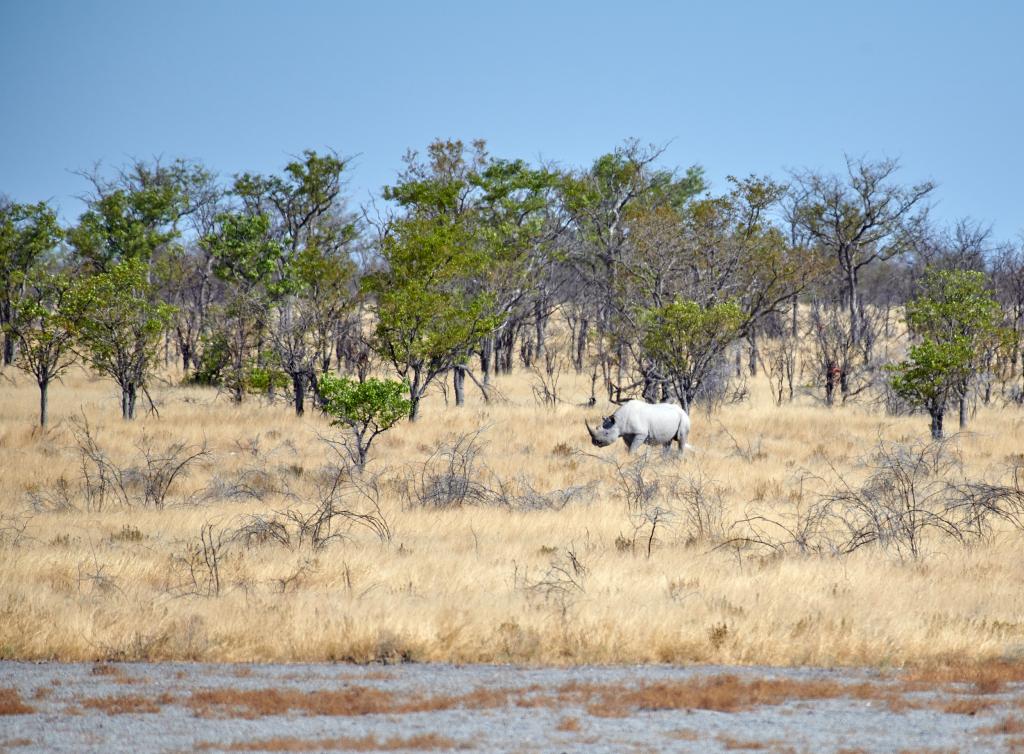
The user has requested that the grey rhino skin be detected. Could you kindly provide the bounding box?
[585,399,692,455]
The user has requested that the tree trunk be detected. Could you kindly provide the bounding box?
[480,337,492,386]
[408,365,423,421]
[747,331,758,377]
[930,408,944,439]
[959,392,968,430]
[453,365,466,407]
[292,372,306,416]
[499,328,515,374]
[791,294,799,339]
[2,336,13,366]
[642,370,658,402]
[534,300,547,360]
[232,347,244,403]
[574,319,588,373]
[122,383,137,420]
[824,364,837,407]
[1,298,15,366]
[846,263,861,350]
[39,379,49,427]
[520,333,534,368]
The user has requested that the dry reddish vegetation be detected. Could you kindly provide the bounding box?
[977,714,1024,735]
[907,658,1024,694]
[183,674,929,720]
[555,716,581,732]
[569,676,853,716]
[80,692,171,714]
[0,688,34,715]
[30,669,1022,725]
[189,686,429,718]
[196,733,461,751]
[717,735,774,750]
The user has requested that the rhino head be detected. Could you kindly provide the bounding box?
[585,414,619,447]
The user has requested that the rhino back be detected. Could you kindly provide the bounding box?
[615,400,686,441]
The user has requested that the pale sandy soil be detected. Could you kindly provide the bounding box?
[1,661,1021,753]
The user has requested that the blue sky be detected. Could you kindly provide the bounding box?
[1,0,1022,238]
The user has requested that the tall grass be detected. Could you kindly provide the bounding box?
[1,362,1023,667]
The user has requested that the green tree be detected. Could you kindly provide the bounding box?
[888,269,1004,438]
[558,141,706,397]
[319,374,411,469]
[66,159,203,273]
[0,200,62,366]
[639,298,745,410]
[4,270,76,426]
[234,150,356,414]
[365,211,499,420]
[64,258,176,420]
[789,158,935,397]
[201,211,283,402]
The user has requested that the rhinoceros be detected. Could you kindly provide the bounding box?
[585,400,692,455]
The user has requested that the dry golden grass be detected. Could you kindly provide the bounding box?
[2,360,1024,668]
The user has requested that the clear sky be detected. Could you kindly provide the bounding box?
[1,0,1022,238]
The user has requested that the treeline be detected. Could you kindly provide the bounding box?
[2,139,1023,438]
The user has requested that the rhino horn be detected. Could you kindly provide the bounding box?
[585,419,598,440]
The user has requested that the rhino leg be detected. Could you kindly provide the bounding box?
[626,434,648,454]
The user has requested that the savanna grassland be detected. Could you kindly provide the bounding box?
[2,358,1024,670]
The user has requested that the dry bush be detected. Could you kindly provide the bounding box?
[487,473,593,512]
[169,523,226,597]
[727,439,1024,561]
[520,547,588,610]
[407,429,491,509]
[232,465,392,551]
[29,416,209,511]
[0,514,31,547]
[824,439,972,559]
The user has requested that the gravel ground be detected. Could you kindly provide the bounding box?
[0,661,1018,753]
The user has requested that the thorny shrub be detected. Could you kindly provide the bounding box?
[726,438,1024,560]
